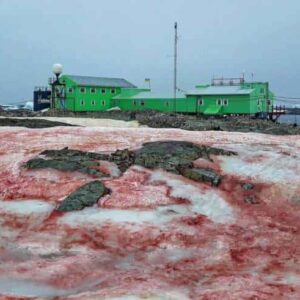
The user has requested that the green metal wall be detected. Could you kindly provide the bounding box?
[54,75,122,112]
[114,97,189,113]
[186,82,274,115]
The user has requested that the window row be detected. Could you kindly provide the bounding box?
[132,100,171,107]
[80,100,106,106]
[216,99,229,106]
[68,87,116,94]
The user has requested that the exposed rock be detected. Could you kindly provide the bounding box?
[0,118,74,128]
[109,148,135,172]
[242,183,254,190]
[1,110,299,134]
[135,141,236,173]
[25,157,104,177]
[177,166,222,186]
[244,195,259,205]
[57,181,109,212]
[25,141,236,186]
[41,147,109,161]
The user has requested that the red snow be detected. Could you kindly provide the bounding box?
[0,127,299,300]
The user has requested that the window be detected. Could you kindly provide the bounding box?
[80,87,86,93]
[101,89,106,94]
[80,100,85,106]
[133,100,137,106]
[141,100,145,106]
[197,98,204,106]
[111,88,116,94]
[216,99,228,106]
[102,100,105,106]
[90,88,96,94]
[68,88,73,93]
[165,101,169,107]
[91,100,96,105]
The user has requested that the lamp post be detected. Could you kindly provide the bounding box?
[51,64,63,109]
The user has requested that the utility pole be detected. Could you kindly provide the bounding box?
[174,22,178,113]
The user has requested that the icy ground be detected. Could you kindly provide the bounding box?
[0,126,299,299]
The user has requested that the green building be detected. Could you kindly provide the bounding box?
[185,79,274,115]
[52,75,274,115]
[54,75,137,111]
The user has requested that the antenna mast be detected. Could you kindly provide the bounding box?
[174,22,178,112]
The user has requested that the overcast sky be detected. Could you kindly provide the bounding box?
[0,0,300,105]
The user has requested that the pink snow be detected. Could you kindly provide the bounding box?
[0,126,299,299]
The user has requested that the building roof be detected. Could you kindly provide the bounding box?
[114,91,185,100]
[65,75,136,88]
[187,85,254,96]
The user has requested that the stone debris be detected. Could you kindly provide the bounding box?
[1,110,299,134]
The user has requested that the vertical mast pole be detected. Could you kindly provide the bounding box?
[174,22,178,113]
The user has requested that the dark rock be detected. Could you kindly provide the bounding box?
[25,141,235,186]
[0,118,75,128]
[242,183,254,190]
[25,157,104,177]
[57,181,109,212]
[109,148,135,172]
[178,167,222,186]
[244,195,259,205]
[41,147,109,161]
[135,141,236,173]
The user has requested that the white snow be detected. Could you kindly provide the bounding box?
[59,206,176,228]
[0,278,72,297]
[150,171,234,223]
[0,199,54,215]
[219,145,300,184]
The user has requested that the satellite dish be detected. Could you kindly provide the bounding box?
[52,64,63,76]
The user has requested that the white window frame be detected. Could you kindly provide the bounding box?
[102,100,106,106]
[223,99,229,106]
[80,87,86,93]
[101,88,106,94]
[91,100,96,106]
[80,100,85,106]
[90,88,96,94]
[216,99,222,106]
[197,98,204,106]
